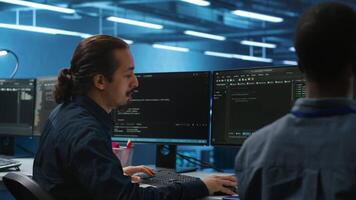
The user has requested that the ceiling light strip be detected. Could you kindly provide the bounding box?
[107,16,163,30]
[180,0,210,6]
[232,10,283,23]
[0,0,75,14]
[153,44,189,52]
[184,30,226,41]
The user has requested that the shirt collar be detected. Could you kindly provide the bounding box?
[291,98,356,117]
[73,96,113,133]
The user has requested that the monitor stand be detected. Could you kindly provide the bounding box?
[0,136,15,156]
[156,144,197,173]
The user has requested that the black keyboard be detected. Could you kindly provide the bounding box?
[140,168,200,187]
[0,158,21,171]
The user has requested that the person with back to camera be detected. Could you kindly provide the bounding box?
[33,34,237,200]
[235,2,356,200]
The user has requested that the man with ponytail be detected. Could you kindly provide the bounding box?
[33,35,237,200]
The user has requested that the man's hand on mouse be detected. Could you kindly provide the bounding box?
[202,175,238,195]
[123,165,155,183]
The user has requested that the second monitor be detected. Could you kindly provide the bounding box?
[211,66,305,146]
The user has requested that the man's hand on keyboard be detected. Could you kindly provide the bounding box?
[202,175,238,196]
[123,165,155,183]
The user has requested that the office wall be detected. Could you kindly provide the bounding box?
[0,30,267,78]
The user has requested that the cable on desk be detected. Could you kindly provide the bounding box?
[161,146,224,172]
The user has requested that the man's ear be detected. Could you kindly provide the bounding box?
[93,74,106,90]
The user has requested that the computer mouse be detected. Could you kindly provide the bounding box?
[133,172,154,179]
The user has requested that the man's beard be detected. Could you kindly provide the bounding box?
[117,100,131,112]
[117,90,134,112]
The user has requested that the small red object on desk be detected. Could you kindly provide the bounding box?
[112,142,119,148]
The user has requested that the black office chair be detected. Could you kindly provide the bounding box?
[3,172,54,200]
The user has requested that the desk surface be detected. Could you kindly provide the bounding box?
[0,158,234,200]
[0,158,33,178]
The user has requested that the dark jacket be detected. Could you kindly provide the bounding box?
[33,96,208,200]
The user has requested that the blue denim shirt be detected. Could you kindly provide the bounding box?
[235,98,356,200]
[33,96,208,200]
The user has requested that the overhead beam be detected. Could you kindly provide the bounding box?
[226,28,293,38]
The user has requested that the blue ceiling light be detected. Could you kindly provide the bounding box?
[204,51,234,58]
[184,30,226,41]
[232,10,283,23]
[233,54,273,63]
[241,40,277,48]
[0,0,75,14]
[107,16,164,30]
[180,0,210,6]
[0,23,134,43]
[153,44,190,52]
[204,51,273,63]
[0,23,90,38]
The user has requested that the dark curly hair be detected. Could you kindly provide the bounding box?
[54,35,129,103]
